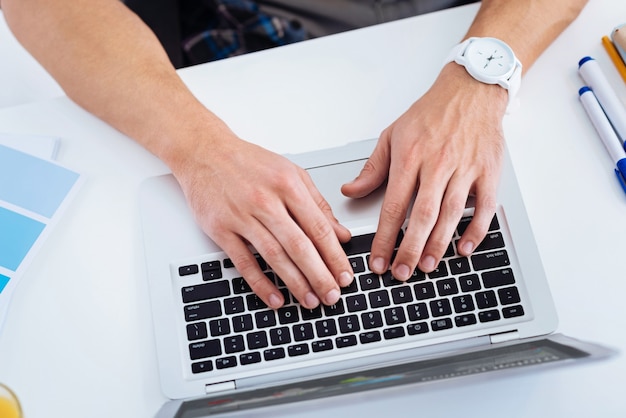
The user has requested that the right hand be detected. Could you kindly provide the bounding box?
[170,126,354,310]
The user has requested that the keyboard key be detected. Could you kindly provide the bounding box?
[459,274,481,292]
[431,318,453,331]
[336,335,358,348]
[342,233,375,256]
[346,294,368,312]
[475,290,498,309]
[182,281,230,303]
[407,322,429,335]
[478,309,501,323]
[430,299,452,317]
[391,286,413,304]
[240,352,262,365]
[223,336,245,354]
[384,307,406,325]
[482,268,516,288]
[209,318,230,336]
[359,273,381,290]
[254,310,276,328]
[475,232,505,252]
[264,348,286,361]
[414,282,436,300]
[382,271,403,287]
[232,314,253,332]
[189,340,221,360]
[369,290,391,308]
[502,305,525,318]
[436,278,458,296]
[293,323,315,341]
[471,250,510,271]
[349,256,366,273]
[407,302,429,321]
[223,258,234,268]
[361,311,383,329]
[201,262,222,281]
[315,319,338,338]
[359,331,382,344]
[246,294,267,311]
[323,300,346,316]
[383,327,405,340]
[184,301,222,322]
[191,360,213,374]
[449,257,471,275]
[288,343,310,357]
[427,261,448,279]
[338,315,360,333]
[232,277,252,294]
[301,306,323,320]
[498,286,521,305]
[455,314,477,327]
[278,306,300,324]
[312,339,334,352]
[269,327,291,345]
[340,279,359,295]
[179,264,199,276]
[186,323,208,341]
[246,331,268,349]
[452,295,475,313]
[224,296,245,315]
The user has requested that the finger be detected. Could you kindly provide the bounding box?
[301,170,352,244]
[341,135,391,199]
[369,138,418,275]
[390,164,451,280]
[457,178,498,256]
[218,234,285,310]
[257,198,345,306]
[416,172,471,272]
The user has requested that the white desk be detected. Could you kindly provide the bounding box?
[0,1,625,417]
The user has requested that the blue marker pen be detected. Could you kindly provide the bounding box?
[579,86,626,194]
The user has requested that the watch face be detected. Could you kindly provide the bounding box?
[464,37,516,78]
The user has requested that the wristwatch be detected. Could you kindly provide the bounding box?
[444,37,522,110]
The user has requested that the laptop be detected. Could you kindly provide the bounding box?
[139,138,613,417]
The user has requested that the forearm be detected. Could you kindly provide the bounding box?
[2,0,223,172]
[467,0,588,70]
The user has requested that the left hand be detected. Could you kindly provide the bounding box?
[342,63,508,280]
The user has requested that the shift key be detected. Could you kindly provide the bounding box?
[182,280,230,303]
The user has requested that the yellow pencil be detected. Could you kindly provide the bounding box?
[601,35,626,84]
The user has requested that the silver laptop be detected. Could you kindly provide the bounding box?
[139,138,613,417]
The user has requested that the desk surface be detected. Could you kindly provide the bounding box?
[0,2,625,417]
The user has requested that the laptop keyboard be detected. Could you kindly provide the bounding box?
[175,211,528,377]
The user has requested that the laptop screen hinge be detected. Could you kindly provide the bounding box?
[205,380,236,394]
[489,330,520,344]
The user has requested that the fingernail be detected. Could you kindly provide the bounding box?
[304,292,320,308]
[461,241,474,255]
[371,257,386,273]
[421,255,436,272]
[268,293,283,309]
[394,264,411,281]
[324,289,341,305]
[339,271,353,287]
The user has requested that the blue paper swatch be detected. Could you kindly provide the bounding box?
[0,143,80,218]
[0,206,46,272]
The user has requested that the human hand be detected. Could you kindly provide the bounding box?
[342,63,507,280]
[172,127,353,310]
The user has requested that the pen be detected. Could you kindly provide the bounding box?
[578,86,626,194]
[601,36,626,84]
[578,56,626,149]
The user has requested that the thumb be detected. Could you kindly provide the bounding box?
[341,136,391,199]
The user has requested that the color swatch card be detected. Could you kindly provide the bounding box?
[0,141,82,329]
